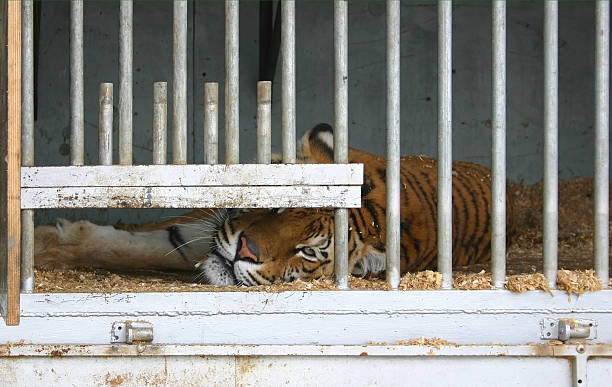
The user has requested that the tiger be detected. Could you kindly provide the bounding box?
[196,123,515,285]
[34,123,514,286]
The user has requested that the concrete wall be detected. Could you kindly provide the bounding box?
[33,1,606,224]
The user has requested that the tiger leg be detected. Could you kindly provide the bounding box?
[34,210,222,272]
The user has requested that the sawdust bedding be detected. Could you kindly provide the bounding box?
[35,178,611,294]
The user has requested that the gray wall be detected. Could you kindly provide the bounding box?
[34,1,606,225]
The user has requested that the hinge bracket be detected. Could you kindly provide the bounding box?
[540,318,597,342]
[111,321,154,344]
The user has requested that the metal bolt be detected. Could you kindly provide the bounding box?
[137,344,145,353]
[576,344,585,354]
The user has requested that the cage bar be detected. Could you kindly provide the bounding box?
[281,0,296,163]
[118,0,133,165]
[257,81,272,164]
[437,0,453,289]
[20,0,34,293]
[173,0,187,165]
[204,82,219,165]
[491,0,507,289]
[98,83,114,166]
[594,0,610,288]
[152,82,167,165]
[225,0,240,164]
[70,0,84,166]
[386,0,401,289]
[334,0,349,289]
[543,0,558,288]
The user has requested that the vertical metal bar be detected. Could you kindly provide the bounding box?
[70,0,84,165]
[334,0,349,289]
[98,83,114,166]
[204,82,219,165]
[225,0,240,164]
[281,0,296,163]
[257,81,272,164]
[173,0,187,165]
[152,82,167,165]
[21,0,34,293]
[543,0,558,288]
[594,0,610,288]
[437,0,453,289]
[491,0,507,289]
[119,0,133,165]
[386,0,401,289]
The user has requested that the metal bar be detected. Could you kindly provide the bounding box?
[281,0,296,163]
[334,0,349,289]
[491,0,507,289]
[386,0,401,290]
[225,0,240,164]
[22,0,33,168]
[437,0,453,289]
[118,0,133,165]
[21,0,34,293]
[98,83,113,166]
[152,82,167,165]
[257,81,272,164]
[543,0,558,288]
[173,0,187,165]
[70,0,84,165]
[204,82,219,164]
[594,0,610,289]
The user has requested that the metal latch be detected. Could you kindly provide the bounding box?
[541,318,597,341]
[111,321,154,344]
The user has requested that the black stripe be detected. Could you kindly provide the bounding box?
[258,270,275,284]
[415,169,439,256]
[457,168,485,263]
[363,199,382,233]
[167,226,191,264]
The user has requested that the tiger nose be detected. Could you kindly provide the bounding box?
[238,234,260,262]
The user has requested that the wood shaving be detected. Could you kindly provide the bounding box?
[349,276,392,290]
[453,270,494,290]
[505,273,553,296]
[398,270,442,290]
[556,269,603,299]
[395,338,458,349]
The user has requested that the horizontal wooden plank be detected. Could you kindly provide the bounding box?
[21,186,362,209]
[21,164,363,187]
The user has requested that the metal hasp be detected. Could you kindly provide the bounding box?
[111,321,154,344]
[541,318,597,342]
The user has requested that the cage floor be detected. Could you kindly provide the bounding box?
[34,177,611,293]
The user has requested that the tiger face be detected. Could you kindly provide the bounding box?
[198,208,339,286]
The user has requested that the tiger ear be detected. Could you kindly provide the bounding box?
[298,123,335,163]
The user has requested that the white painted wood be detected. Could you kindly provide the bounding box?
[0,353,574,387]
[0,356,234,386]
[2,343,610,358]
[2,291,611,345]
[21,186,362,209]
[21,164,363,187]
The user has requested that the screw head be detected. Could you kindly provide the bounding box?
[576,344,585,354]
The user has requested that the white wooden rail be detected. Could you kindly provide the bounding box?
[20,164,363,209]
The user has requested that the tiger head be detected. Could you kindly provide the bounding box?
[196,123,386,286]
